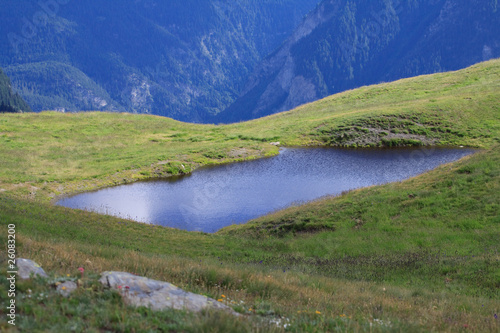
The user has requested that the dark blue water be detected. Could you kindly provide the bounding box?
[57,147,474,233]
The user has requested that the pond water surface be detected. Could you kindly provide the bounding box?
[57,147,474,233]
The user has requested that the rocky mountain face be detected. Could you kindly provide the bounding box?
[0,68,31,113]
[218,0,500,122]
[0,0,318,122]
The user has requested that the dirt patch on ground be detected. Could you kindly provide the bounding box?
[334,127,437,147]
[315,115,445,147]
[228,148,252,158]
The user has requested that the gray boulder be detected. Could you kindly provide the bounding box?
[57,281,78,297]
[16,259,48,280]
[99,271,238,315]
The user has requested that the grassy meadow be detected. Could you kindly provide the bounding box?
[0,59,499,332]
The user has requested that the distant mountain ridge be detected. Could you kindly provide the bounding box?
[0,0,318,122]
[0,68,31,113]
[218,0,500,123]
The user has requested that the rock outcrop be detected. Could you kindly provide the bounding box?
[13,260,239,315]
[99,271,238,315]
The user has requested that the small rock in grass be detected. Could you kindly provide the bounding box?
[57,281,78,297]
[16,258,48,280]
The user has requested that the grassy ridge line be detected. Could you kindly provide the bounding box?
[0,59,499,201]
[237,58,500,147]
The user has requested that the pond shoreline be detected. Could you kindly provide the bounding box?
[56,146,476,233]
[51,143,477,203]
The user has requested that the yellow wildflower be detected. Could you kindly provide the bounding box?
[221,295,226,298]
[316,310,321,314]
[217,299,223,302]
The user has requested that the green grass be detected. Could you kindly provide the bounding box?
[0,59,498,196]
[0,273,281,333]
[0,59,499,332]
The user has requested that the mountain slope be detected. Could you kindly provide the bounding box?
[0,0,318,121]
[0,68,31,113]
[219,0,500,122]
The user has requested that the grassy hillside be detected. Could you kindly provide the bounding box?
[0,60,499,332]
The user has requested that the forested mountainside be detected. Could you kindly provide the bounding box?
[0,0,318,122]
[0,68,31,113]
[218,0,500,123]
